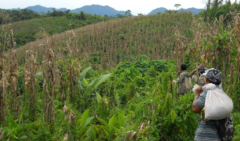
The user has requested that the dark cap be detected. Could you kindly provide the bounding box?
[206,69,222,83]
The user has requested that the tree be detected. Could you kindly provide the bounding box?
[125,10,132,16]
[174,4,181,10]
[80,11,86,20]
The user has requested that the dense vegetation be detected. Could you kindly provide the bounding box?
[200,0,240,23]
[1,1,240,140]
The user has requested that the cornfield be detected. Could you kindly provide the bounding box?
[0,11,240,140]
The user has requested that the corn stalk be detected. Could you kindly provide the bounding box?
[43,42,56,127]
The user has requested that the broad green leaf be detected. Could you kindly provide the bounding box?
[118,112,125,126]
[84,116,94,127]
[19,111,24,125]
[111,125,121,132]
[79,67,91,81]
[77,79,83,89]
[109,114,116,127]
[101,126,109,136]
[87,78,98,89]
[115,94,121,107]
[96,92,102,104]
[81,109,89,127]
[171,110,177,123]
[97,118,108,127]
[20,122,37,131]
[94,73,112,89]
[7,118,17,128]
[35,72,42,76]
[19,136,27,140]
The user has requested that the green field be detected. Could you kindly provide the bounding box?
[0,1,240,141]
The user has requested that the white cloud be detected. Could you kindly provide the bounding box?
[0,0,238,15]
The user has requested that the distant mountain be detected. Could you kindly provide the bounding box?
[148,7,167,15]
[178,8,204,15]
[24,5,68,13]
[70,5,125,16]
[149,7,204,15]
[6,5,126,16]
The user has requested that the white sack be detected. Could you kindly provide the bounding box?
[204,83,233,120]
[192,84,200,94]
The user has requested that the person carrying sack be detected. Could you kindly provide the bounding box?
[175,64,192,94]
[192,69,234,141]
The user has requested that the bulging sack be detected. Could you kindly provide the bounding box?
[203,84,233,120]
[192,84,200,94]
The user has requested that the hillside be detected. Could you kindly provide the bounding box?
[149,7,204,15]
[71,5,126,16]
[16,12,194,69]
[1,13,107,47]
[148,7,167,14]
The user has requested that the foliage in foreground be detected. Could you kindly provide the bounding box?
[0,55,240,140]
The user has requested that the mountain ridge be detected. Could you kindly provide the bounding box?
[148,7,204,15]
[4,5,204,16]
[6,5,126,16]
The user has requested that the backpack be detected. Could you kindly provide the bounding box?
[214,114,234,141]
[184,76,192,90]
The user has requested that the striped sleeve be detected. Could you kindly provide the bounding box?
[195,89,207,108]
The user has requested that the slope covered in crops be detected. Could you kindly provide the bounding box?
[0,14,107,47]
[16,12,194,69]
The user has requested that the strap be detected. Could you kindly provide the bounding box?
[213,120,223,141]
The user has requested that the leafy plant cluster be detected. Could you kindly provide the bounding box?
[200,0,240,23]
[0,56,197,140]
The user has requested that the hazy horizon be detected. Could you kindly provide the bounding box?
[0,0,238,15]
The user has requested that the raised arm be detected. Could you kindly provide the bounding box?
[189,69,197,78]
[192,86,203,113]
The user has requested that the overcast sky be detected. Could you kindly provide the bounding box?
[0,0,238,15]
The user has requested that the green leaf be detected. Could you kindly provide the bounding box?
[7,118,17,128]
[79,67,91,81]
[20,122,37,131]
[84,116,94,127]
[118,112,125,126]
[115,94,121,107]
[19,136,27,140]
[97,118,108,127]
[87,78,98,89]
[81,109,89,127]
[96,92,102,104]
[109,114,116,127]
[94,73,112,89]
[101,126,109,136]
[171,110,177,123]
[35,72,42,76]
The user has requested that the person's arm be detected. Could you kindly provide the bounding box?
[189,69,197,78]
[189,64,205,78]
[192,86,203,113]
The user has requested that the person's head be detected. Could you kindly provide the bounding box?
[198,64,206,74]
[180,64,187,71]
[205,69,222,85]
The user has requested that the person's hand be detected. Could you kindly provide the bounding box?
[172,80,177,84]
[197,64,204,70]
[177,71,181,76]
[195,86,203,95]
